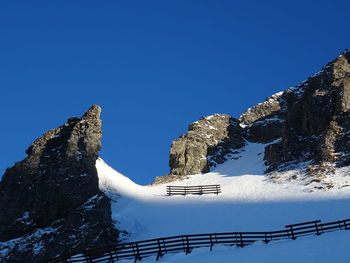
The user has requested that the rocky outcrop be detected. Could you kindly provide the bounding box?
[239,92,283,125]
[155,50,350,185]
[264,52,350,172]
[153,114,245,184]
[0,105,118,262]
[239,92,285,144]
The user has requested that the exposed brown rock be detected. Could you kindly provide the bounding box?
[153,114,245,184]
[239,92,283,125]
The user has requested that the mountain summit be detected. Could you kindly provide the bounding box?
[0,105,118,262]
[155,51,350,187]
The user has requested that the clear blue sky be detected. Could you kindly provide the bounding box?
[1,0,349,185]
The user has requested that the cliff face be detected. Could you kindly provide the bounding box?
[154,114,245,184]
[239,91,284,144]
[158,51,350,185]
[0,105,118,262]
[264,53,350,173]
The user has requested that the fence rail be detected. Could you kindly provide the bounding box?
[166,185,221,196]
[49,217,350,263]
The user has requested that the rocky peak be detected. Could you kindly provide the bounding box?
[239,91,285,144]
[0,105,118,262]
[265,51,350,172]
[156,50,350,186]
[153,114,245,184]
[239,91,283,125]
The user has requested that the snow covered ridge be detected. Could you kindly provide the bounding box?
[239,52,349,123]
[161,51,350,184]
[93,137,350,263]
[65,148,350,263]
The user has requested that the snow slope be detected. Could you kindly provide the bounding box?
[96,142,350,262]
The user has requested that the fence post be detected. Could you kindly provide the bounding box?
[315,221,322,235]
[264,233,270,244]
[115,248,119,262]
[186,236,191,254]
[182,236,191,254]
[84,252,93,263]
[132,243,142,263]
[239,233,244,247]
[182,236,186,253]
[111,251,117,262]
[108,247,117,263]
[156,239,163,261]
[200,186,203,195]
[209,234,213,251]
[288,227,296,240]
[216,185,219,195]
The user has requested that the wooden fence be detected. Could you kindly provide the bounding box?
[49,217,350,263]
[166,185,221,196]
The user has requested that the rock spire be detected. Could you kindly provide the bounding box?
[0,105,118,262]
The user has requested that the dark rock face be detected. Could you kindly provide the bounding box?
[153,114,245,184]
[0,105,118,262]
[239,92,282,125]
[239,92,284,144]
[264,52,350,172]
[242,118,283,144]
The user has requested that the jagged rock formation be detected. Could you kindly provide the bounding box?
[0,105,119,262]
[239,92,284,144]
[154,114,245,184]
[156,51,350,185]
[264,52,350,173]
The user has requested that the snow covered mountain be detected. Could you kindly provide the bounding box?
[158,50,350,190]
[1,51,350,262]
[97,144,350,242]
[95,144,350,263]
